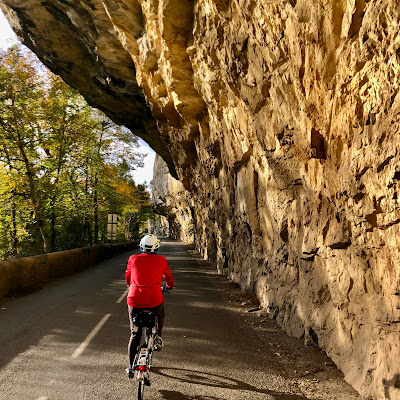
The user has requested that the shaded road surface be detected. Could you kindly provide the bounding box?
[0,239,361,400]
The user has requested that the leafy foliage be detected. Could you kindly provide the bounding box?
[0,45,153,260]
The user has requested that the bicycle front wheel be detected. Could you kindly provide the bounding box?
[138,380,144,400]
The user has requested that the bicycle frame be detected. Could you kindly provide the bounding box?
[134,322,157,382]
[129,286,172,399]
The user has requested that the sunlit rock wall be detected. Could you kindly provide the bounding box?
[151,154,194,244]
[147,215,169,238]
[2,0,400,398]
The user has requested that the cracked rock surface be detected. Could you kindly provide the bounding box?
[151,154,194,242]
[1,0,400,398]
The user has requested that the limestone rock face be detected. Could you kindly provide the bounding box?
[2,0,400,398]
[151,154,194,243]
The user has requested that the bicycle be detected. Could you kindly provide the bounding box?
[128,286,172,400]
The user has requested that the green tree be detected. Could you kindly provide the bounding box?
[0,45,50,253]
[0,44,152,259]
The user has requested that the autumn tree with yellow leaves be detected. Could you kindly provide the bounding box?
[0,45,152,260]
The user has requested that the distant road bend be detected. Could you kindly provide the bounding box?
[0,239,361,400]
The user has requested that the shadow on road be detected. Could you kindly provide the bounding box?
[154,367,309,399]
[0,251,133,371]
[159,390,222,400]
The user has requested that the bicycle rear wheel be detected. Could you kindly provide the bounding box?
[138,380,144,400]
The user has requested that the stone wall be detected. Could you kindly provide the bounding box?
[1,0,400,398]
[0,242,139,298]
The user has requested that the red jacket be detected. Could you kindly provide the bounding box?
[125,253,174,308]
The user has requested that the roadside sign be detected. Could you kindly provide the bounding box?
[107,214,118,241]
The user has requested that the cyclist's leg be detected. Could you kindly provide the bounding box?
[152,303,165,336]
[128,306,143,367]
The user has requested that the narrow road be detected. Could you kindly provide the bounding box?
[0,239,361,400]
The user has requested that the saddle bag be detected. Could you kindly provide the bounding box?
[134,311,156,328]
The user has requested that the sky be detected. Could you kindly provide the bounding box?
[0,10,156,186]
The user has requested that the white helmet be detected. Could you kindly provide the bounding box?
[140,234,160,253]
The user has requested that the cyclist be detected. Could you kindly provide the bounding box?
[125,234,174,376]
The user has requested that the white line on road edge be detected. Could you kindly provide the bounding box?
[35,397,48,400]
[72,314,111,359]
[116,287,129,304]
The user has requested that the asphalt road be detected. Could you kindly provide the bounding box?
[0,239,361,400]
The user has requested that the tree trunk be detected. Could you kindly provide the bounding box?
[93,129,104,245]
[50,202,56,252]
[2,146,19,256]
[50,160,63,252]
[11,191,18,256]
[84,161,93,245]
[94,174,99,244]
[16,132,50,253]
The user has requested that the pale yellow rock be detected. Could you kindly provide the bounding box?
[151,155,194,243]
[1,0,400,398]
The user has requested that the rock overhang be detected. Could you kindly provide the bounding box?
[1,1,400,399]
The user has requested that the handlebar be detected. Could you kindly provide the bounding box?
[161,285,174,293]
